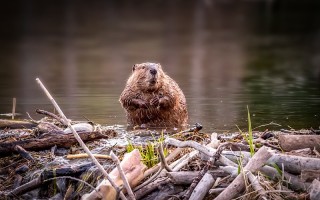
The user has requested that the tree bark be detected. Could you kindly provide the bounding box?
[279,135,320,151]
[0,130,117,156]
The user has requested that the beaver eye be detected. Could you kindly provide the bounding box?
[142,66,145,69]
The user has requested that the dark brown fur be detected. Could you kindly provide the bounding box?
[119,63,188,127]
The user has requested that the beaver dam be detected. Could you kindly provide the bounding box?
[0,79,320,200]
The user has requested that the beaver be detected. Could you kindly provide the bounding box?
[119,62,188,128]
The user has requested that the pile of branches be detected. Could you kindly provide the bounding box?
[0,78,320,200]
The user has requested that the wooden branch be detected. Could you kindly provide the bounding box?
[143,147,182,177]
[134,166,162,191]
[215,146,272,200]
[267,153,320,174]
[0,130,116,156]
[172,150,199,172]
[0,119,37,129]
[167,170,228,185]
[219,166,238,178]
[279,135,320,151]
[189,173,215,200]
[36,78,126,200]
[209,188,225,195]
[309,179,320,200]
[8,163,94,197]
[165,138,214,157]
[14,145,34,161]
[165,138,237,169]
[158,143,172,172]
[67,153,111,160]
[134,178,170,200]
[246,171,267,200]
[260,165,311,192]
[110,151,136,200]
[167,171,199,184]
[35,109,65,125]
[83,149,146,200]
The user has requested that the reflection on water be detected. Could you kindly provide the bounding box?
[0,0,319,132]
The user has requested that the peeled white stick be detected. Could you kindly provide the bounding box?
[36,78,126,200]
[110,151,136,200]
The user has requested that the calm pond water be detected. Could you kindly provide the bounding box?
[0,0,319,132]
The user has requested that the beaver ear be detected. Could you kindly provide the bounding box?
[132,64,136,72]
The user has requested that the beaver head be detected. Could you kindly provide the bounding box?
[127,62,165,92]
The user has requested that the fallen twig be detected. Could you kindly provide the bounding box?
[67,153,111,160]
[36,78,125,200]
[246,171,267,200]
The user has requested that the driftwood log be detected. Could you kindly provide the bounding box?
[267,153,320,174]
[215,146,272,200]
[0,130,117,156]
[0,119,37,129]
[279,135,320,151]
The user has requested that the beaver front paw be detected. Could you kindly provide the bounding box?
[130,99,148,109]
[149,97,159,107]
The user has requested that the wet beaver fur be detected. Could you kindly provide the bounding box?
[119,63,188,127]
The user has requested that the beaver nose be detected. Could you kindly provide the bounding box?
[150,68,157,75]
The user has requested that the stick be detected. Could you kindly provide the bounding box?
[12,97,16,120]
[165,138,214,157]
[215,146,272,200]
[66,153,112,160]
[144,147,182,177]
[110,151,136,200]
[189,173,215,200]
[246,171,267,200]
[35,109,66,125]
[35,78,126,200]
[267,153,320,174]
[165,138,237,168]
[158,143,172,172]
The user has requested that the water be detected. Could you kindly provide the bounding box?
[0,0,319,132]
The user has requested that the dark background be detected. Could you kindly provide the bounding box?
[0,0,319,131]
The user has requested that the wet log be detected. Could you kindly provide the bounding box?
[279,135,320,151]
[223,150,320,175]
[189,173,215,200]
[215,146,272,200]
[267,153,320,174]
[0,130,117,156]
[0,119,37,129]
